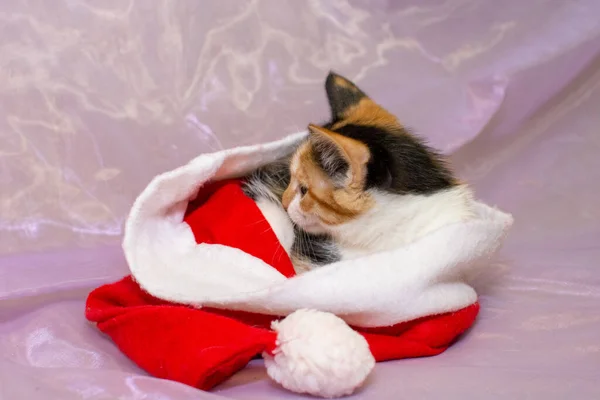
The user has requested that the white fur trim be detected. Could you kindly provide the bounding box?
[123,131,513,327]
[264,309,374,398]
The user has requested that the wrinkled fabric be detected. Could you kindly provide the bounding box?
[1,1,599,399]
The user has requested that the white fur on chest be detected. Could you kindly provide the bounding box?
[331,185,474,260]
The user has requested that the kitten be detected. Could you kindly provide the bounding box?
[243,72,473,273]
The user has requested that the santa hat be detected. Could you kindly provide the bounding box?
[85,131,513,398]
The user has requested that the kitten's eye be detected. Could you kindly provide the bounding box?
[298,185,308,196]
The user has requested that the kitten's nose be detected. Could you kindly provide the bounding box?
[281,189,291,211]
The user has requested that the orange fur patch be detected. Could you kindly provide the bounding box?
[333,75,356,90]
[331,98,399,131]
[283,139,374,226]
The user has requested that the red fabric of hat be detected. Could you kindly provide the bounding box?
[86,179,478,396]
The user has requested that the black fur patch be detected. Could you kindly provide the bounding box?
[292,228,341,266]
[242,156,291,201]
[325,72,366,120]
[322,123,455,195]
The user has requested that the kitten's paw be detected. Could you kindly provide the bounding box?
[255,198,295,254]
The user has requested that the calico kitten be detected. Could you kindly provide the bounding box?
[243,72,473,273]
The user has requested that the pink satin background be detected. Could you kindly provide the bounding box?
[1,1,600,399]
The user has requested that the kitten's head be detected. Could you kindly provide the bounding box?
[282,72,457,234]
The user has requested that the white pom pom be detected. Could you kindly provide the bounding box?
[263,309,375,398]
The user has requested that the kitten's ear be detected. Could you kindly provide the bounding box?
[325,71,367,121]
[308,124,370,185]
